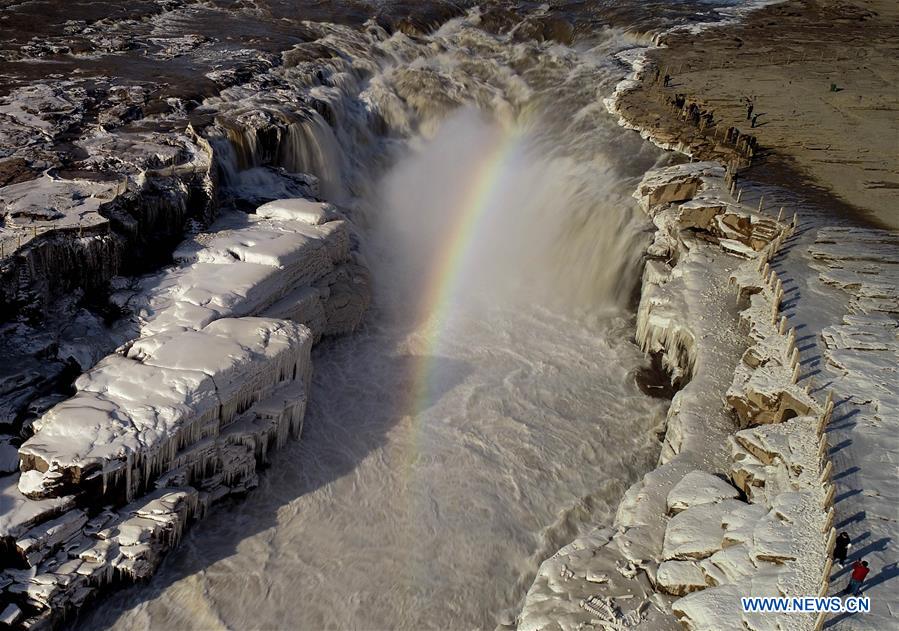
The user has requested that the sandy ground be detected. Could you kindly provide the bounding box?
[617,0,899,229]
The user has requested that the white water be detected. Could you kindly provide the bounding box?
[83,14,672,631]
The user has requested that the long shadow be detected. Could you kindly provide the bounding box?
[70,317,473,630]
[825,562,899,627]
[827,408,861,432]
[835,488,862,504]
[828,439,852,455]
[836,510,866,530]
[861,561,899,593]
[833,466,860,482]
[831,537,892,581]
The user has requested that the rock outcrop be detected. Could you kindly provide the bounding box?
[518,163,832,631]
[0,190,371,627]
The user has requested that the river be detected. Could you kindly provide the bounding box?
[53,1,749,628]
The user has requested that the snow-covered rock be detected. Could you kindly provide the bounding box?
[120,204,369,340]
[255,197,339,224]
[666,471,740,514]
[0,475,76,545]
[663,499,744,561]
[657,560,709,596]
[519,162,791,630]
[18,317,312,503]
[519,159,833,631]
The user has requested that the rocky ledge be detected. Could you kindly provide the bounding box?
[0,195,370,628]
[517,163,834,631]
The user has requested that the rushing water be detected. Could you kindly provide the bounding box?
[65,2,745,629]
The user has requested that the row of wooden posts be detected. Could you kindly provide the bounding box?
[732,197,837,630]
[654,66,760,164]
[664,92,759,159]
[816,388,838,631]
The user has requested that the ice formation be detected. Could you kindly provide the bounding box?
[1,183,370,625]
[3,313,313,626]
[114,199,369,341]
[0,86,219,429]
[519,163,834,631]
[18,317,312,502]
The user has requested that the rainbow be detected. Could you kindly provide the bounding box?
[405,123,524,419]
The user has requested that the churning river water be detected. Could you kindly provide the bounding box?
[51,1,757,628]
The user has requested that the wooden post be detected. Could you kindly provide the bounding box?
[817,434,828,463]
[819,460,833,484]
[817,409,828,436]
[758,195,764,212]
[823,483,836,507]
[822,509,835,535]
[777,206,784,222]
[737,188,743,203]
[821,557,833,585]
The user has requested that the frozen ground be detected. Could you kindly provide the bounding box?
[743,190,899,629]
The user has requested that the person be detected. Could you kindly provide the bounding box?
[746,101,754,120]
[844,560,870,596]
[663,74,670,87]
[833,532,851,565]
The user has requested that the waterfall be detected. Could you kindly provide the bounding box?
[278,115,343,197]
[203,18,656,309]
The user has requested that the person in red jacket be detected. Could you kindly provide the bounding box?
[843,560,870,596]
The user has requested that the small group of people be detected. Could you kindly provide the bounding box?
[744,97,761,127]
[833,531,871,597]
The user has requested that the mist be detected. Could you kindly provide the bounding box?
[372,107,649,328]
